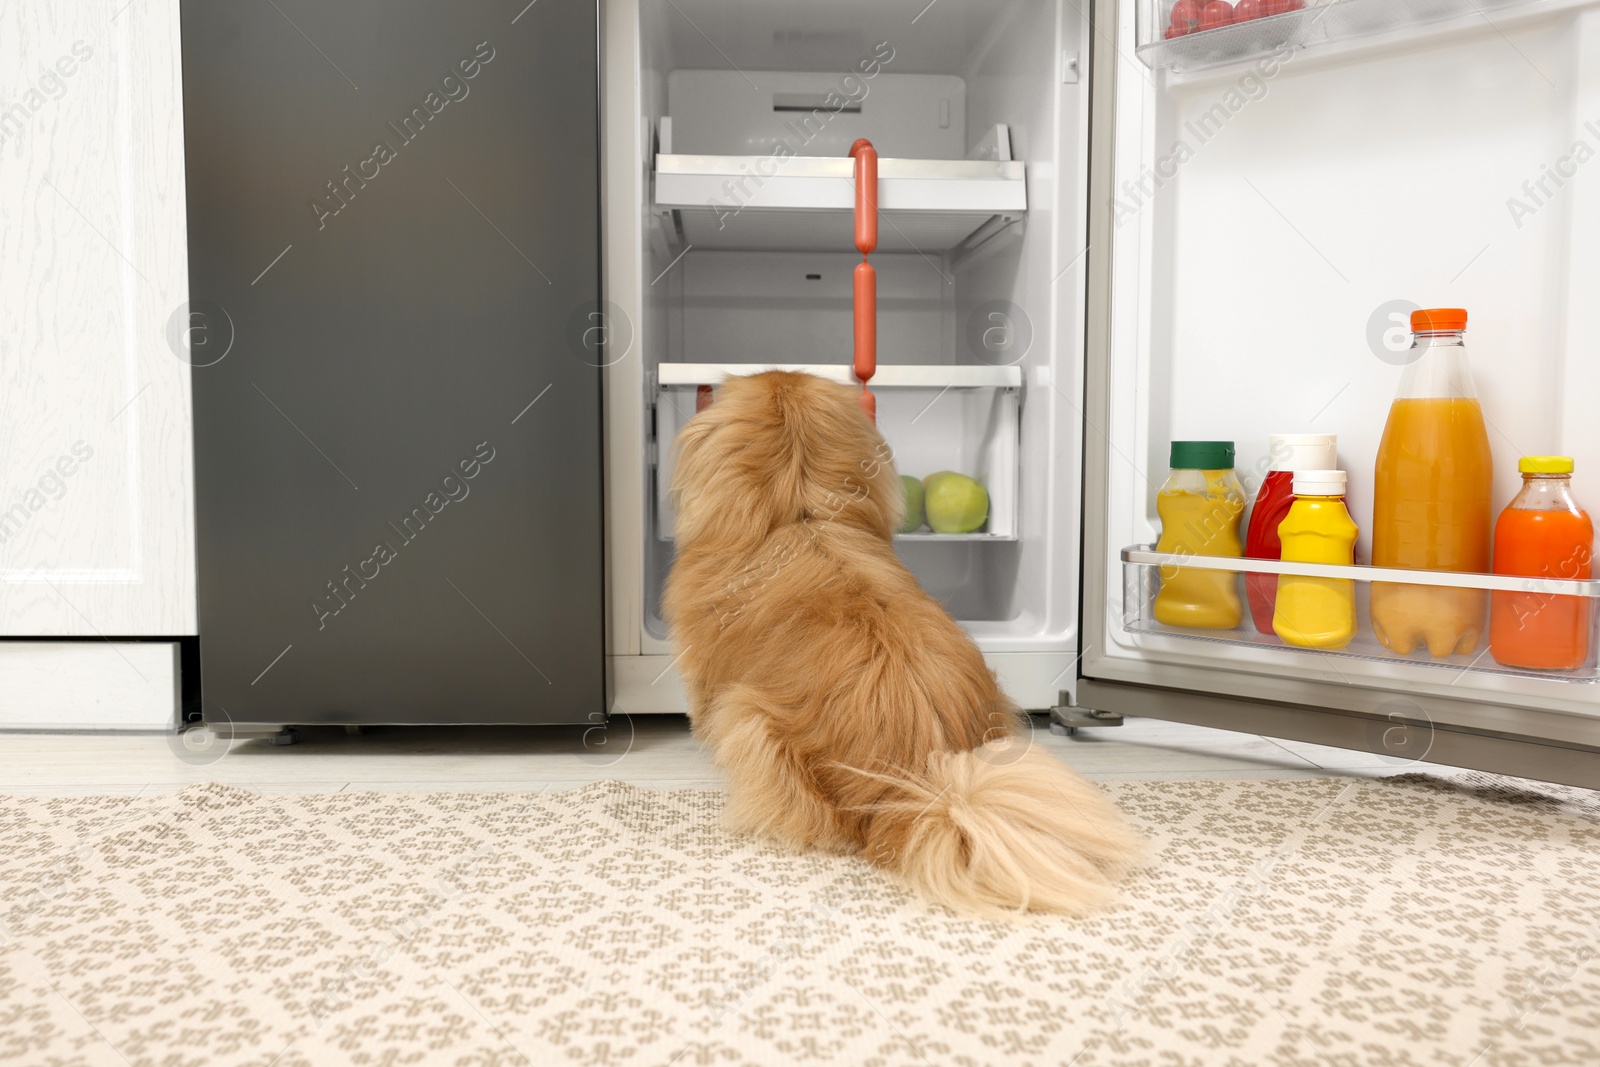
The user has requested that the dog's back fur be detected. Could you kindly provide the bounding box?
[664,370,1143,916]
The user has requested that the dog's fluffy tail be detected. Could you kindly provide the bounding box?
[857,742,1146,917]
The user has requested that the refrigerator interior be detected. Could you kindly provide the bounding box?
[1092,0,1600,718]
[627,0,1091,698]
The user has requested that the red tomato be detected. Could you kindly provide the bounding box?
[1169,0,1204,31]
[1164,22,1190,37]
[1285,0,1304,8]
[1200,0,1234,27]
[1259,0,1290,13]
[1233,0,1263,19]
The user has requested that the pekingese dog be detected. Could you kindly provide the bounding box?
[664,370,1144,916]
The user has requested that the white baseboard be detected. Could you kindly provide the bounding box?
[0,642,180,730]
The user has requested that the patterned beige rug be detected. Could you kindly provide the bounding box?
[1,774,1596,1067]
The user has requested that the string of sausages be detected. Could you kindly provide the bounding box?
[849,138,878,422]
[695,141,878,419]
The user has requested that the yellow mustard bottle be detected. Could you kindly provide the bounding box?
[1273,469,1359,649]
[1154,441,1245,629]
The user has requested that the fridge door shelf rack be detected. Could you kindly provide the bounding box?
[1121,545,1600,682]
[1137,0,1545,73]
[653,154,1026,254]
[654,364,1022,543]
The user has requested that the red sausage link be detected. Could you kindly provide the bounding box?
[853,261,876,384]
[857,387,876,422]
[848,139,878,255]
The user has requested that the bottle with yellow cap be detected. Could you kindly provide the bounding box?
[1489,455,1594,670]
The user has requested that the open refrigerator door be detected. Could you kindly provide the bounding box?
[1079,0,1600,780]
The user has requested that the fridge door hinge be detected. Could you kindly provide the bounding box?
[1063,51,1080,84]
[1049,690,1123,736]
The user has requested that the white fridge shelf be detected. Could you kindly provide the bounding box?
[653,364,1021,543]
[653,154,1026,253]
[1121,545,1600,683]
[656,363,1022,389]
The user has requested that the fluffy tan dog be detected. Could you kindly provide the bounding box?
[664,370,1144,916]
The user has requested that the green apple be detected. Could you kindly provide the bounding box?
[924,473,988,534]
[922,470,958,491]
[898,475,926,534]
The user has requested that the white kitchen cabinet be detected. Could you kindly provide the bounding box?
[0,0,192,725]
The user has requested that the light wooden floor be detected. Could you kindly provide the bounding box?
[0,715,1469,797]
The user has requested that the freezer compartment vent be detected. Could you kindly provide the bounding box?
[772,93,861,115]
[653,154,1025,254]
[1138,0,1540,72]
[1120,546,1600,683]
[653,364,1021,543]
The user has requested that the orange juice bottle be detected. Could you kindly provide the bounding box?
[1489,457,1594,670]
[1154,441,1245,629]
[1370,308,1493,657]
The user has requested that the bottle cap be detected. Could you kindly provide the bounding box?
[1293,469,1347,496]
[1411,307,1468,333]
[1267,433,1337,472]
[1519,455,1574,475]
[1169,441,1234,469]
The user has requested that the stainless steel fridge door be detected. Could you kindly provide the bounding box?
[183,0,604,724]
[1075,0,1600,787]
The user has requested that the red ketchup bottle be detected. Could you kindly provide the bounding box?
[1245,434,1338,634]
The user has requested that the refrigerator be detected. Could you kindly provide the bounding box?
[182,0,606,727]
[601,0,1600,787]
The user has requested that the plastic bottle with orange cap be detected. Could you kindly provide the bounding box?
[1369,307,1495,658]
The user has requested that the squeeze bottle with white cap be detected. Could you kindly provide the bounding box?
[1245,434,1338,634]
[1272,469,1359,650]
